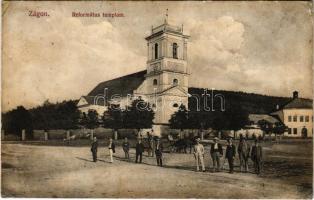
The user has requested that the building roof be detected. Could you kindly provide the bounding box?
[88,70,147,100]
[248,114,279,124]
[281,98,313,109]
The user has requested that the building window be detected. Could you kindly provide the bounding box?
[293,115,297,122]
[173,103,179,108]
[154,43,158,59]
[153,79,157,85]
[173,79,178,85]
[288,128,292,134]
[293,128,298,135]
[288,116,292,122]
[305,116,309,122]
[173,43,178,59]
[300,116,304,122]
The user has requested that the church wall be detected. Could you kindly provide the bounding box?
[78,105,107,117]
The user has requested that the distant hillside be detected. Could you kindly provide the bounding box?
[188,88,305,114]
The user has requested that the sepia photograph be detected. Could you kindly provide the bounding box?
[1,1,313,198]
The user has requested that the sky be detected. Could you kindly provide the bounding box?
[2,1,313,112]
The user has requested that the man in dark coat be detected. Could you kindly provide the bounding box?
[225,138,236,173]
[251,139,263,174]
[210,137,223,172]
[238,137,250,172]
[155,137,163,167]
[135,139,144,163]
[91,137,98,162]
[122,137,130,161]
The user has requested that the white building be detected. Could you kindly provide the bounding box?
[271,91,313,138]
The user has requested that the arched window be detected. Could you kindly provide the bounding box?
[153,79,158,85]
[173,43,178,59]
[173,103,178,108]
[173,78,178,85]
[154,43,158,59]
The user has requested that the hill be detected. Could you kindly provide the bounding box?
[187,88,305,114]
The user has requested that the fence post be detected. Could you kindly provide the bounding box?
[200,130,204,140]
[114,130,118,140]
[44,131,48,141]
[22,129,26,141]
[66,130,70,140]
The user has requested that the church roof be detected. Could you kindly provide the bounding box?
[88,70,147,99]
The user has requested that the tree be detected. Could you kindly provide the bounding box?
[210,105,248,139]
[31,100,80,131]
[2,106,33,139]
[86,109,99,130]
[169,104,189,139]
[258,119,273,141]
[103,104,124,140]
[57,101,80,130]
[79,109,99,138]
[272,122,287,142]
[124,98,154,137]
[226,106,249,139]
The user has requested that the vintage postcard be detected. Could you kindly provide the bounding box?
[1,1,313,198]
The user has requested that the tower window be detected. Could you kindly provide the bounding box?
[173,79,178,85]
[154,43,158,59]
[173,103,178,108]
[173,43,178,59]
[153,79,158,85]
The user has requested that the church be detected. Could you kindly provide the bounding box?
[77,18,191,134]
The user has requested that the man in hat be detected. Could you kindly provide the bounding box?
[91,137,98,162]
[194,137,205,172]
[210,137,223,172]
[251,139,263,174]
[155,137,163,167]
[135,139,144,163]
[225,138,236,173]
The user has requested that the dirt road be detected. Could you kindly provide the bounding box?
[1,141,312,198]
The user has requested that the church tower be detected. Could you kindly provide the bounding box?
[143,17,190,124]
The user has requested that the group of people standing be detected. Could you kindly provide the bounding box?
[194,137,263,174]
[90,134,263,175]
[90,135,164,167]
